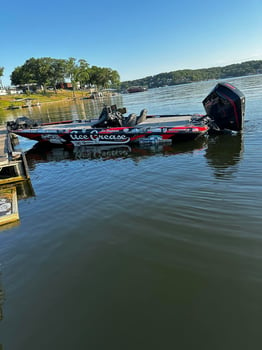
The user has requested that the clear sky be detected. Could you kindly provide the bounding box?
[1,0,262,86]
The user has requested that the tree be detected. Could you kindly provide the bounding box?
[88,66,120,89]
[48,59,67,93]
[88,66,100,88]
[106,68,120,88]
[65,58,90,95]
[11,57,68,93]
[65,57,79,96]
[9,56,121,93]
[0,66,4,87]
[75,59,89,89]
[32,57,53,91]
[11,64,36,90]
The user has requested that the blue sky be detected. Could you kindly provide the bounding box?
[1,0,262,86]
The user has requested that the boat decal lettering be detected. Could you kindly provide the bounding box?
[70,130,90,140]
[70,130,130,144]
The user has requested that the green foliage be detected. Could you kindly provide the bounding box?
[9,57,120,92]
[10,57,66,91]
[0,66,3,88]
[120,60,262,90]
[88,66,120,89]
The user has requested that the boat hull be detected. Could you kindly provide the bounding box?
[12,125,208,147]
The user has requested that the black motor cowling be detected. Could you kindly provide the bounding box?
[203,82,245,132]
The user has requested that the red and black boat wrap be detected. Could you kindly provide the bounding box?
[10,124,208,147]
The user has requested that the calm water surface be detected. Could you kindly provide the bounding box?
[1,75,262,349]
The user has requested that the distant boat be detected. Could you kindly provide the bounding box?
[127,86,148,93]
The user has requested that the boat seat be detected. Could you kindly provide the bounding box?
[123,113,137,127]
[136,109,147,124]
[92,112,109,128]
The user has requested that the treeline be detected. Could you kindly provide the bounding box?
[120,60,262,90]
[8,57,120,93]
[2,59,262,93]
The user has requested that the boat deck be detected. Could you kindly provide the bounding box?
[139,115,193,127]
[39,115,194,130]
[41,121,93,130]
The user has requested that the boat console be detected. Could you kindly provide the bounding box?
[92,105,148,128]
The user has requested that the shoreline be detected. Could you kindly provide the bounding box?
[0,90,118,112]
[0,90,93,111]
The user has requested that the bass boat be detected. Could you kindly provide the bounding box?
[8,82,245,148]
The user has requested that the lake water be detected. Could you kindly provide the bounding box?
[1,75,262,350]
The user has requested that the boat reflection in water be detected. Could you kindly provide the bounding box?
[25,134,243,179]
[25,138,208,165]
[205,134,243,178]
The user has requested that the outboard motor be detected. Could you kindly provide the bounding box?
[203,82,245,132]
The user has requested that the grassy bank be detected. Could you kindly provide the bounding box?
[0,90,92,110]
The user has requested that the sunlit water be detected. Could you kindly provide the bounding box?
[1,75,262,350]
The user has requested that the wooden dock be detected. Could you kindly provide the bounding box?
[0,127,30,185]
[0,127,30,226]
